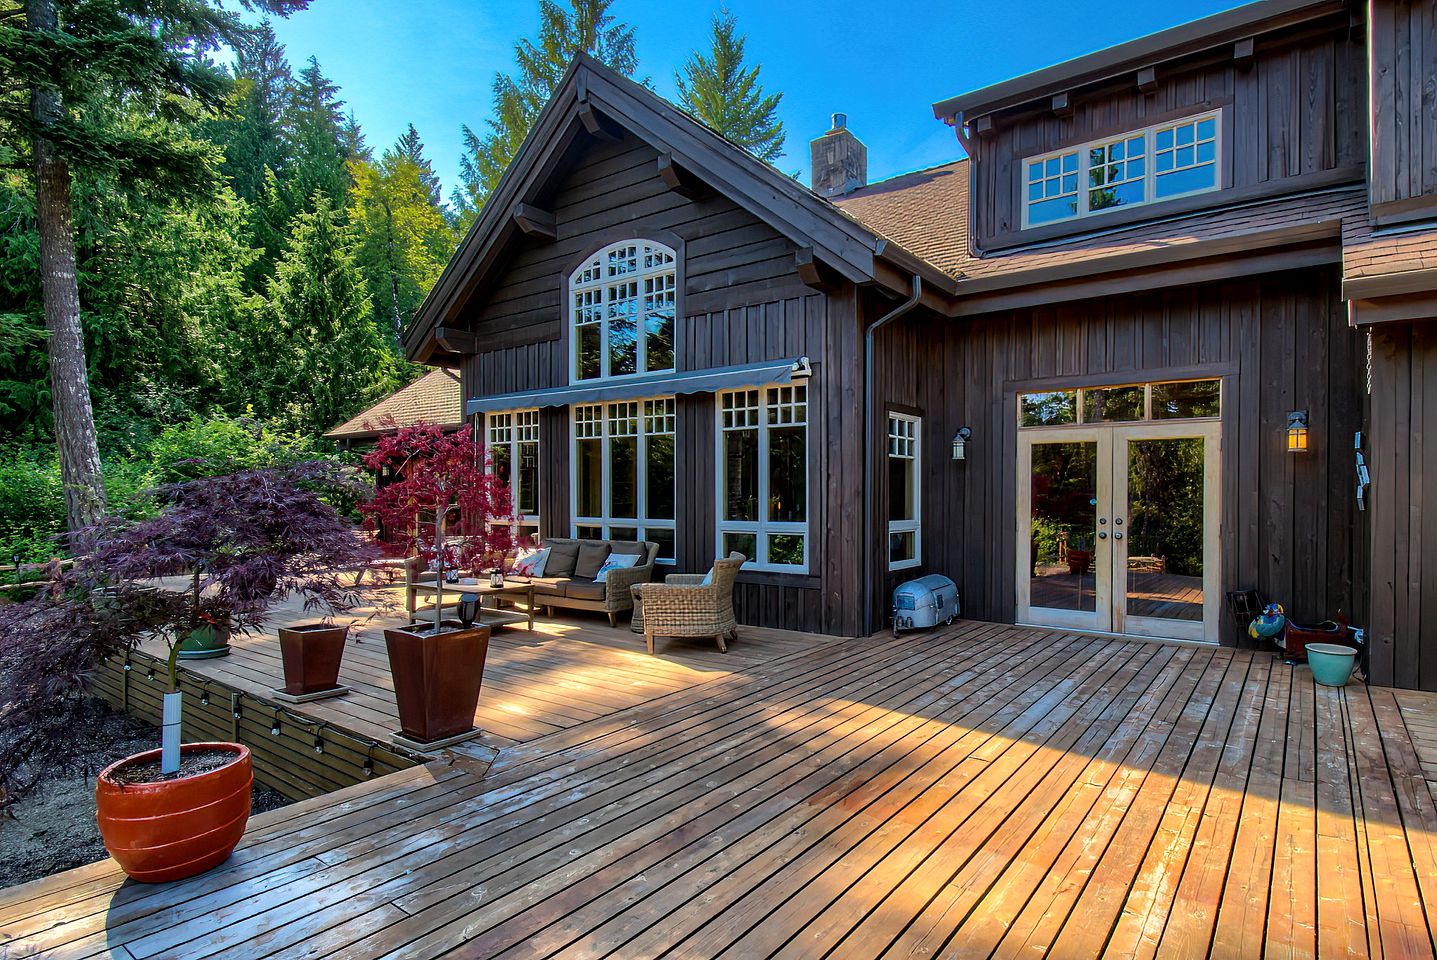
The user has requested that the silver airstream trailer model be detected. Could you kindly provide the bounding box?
[892,575,959,637]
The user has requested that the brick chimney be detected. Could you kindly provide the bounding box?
[810,113,867,198]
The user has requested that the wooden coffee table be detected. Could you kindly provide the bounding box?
[411,578,535,630]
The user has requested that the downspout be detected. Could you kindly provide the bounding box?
[862,273,923,635]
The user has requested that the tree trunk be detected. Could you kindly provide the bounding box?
[28,0,107,532]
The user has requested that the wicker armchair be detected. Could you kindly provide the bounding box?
[630,554,745,654]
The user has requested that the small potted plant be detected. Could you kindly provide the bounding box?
[0,462,374,883]
[1066,533,1093,576]
[362,423,512,747]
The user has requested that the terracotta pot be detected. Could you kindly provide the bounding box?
[383,619,490,743]
[278,622,350,695]
[1067,549,1092,576]
[95,742,252,884]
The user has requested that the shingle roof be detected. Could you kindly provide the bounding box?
[832,160,1376,292]
[325,368,463,440]
[1342,215,1437,281]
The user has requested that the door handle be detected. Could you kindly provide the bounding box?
[1114,517,1124,526]
[1114,532,1124,540]
[1098,531,1108,540]
[1098,517,1107,525]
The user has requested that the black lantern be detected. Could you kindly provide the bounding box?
[1286,410,1309,453]
[951,427,972,461]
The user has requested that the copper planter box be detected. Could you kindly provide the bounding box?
[383,620,490,744]
[277,623,350,696]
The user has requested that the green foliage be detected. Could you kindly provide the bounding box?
[146,412,334,483]
[676,8,785,163]
[0,450,65,563]
[453,0,638,219]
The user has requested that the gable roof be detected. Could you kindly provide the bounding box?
[324,368,463,442]
[404,54,952,363]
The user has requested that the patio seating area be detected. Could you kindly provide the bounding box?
[6,620,1437,958]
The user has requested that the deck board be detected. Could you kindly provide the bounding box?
[4,622,1437,959]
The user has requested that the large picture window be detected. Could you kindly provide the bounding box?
[486,410,540,545]
[1022,111,1221,228]
[718,385,808,572]
[570,240,676,382]
[572,398,676,561]
[888,413,921,570]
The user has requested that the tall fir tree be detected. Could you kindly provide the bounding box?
[281,57,352,214]
[263,191,389,435]
[3,0,307,530]
[676,8,785,163]
[213,19,293,204]
[388,123,443,207]
[452,0,637,222]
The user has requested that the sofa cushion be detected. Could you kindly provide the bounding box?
[528,576,570,598]
[563,578,607,601]
[545,540,580,577]
[574,542,611,579]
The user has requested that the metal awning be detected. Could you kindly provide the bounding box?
[465,357,810,415]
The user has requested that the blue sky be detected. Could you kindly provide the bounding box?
[264,0,1239,199]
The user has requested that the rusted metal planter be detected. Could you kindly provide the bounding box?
[382,620,489,748]
[276,622,350,701]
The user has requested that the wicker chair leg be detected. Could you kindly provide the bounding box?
[645,629,655,655]
[608,611,618,627]
[715,633,727,654]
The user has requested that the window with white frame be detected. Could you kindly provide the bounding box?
[570,240,677,381]
[887,413,921,570]
[571,398,676,561]
[718,384,808,572]
[1022,111,1221,228]
[486,410,540,546]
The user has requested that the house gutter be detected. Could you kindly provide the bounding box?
[862,272,923,635]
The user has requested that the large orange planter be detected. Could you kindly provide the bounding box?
[95,742,252,883]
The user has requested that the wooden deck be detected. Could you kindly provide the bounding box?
[6,621,1437,958]
[135,580,833,757]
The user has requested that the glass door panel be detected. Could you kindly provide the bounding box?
[1019,433,1111,633]
[1124,438,1204,622]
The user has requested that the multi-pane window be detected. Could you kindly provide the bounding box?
[570,241,677,381]
[486,410,540,545]
[718,385,808,572]
[572,398,676,561]
[1018,379,1221,427]
[887,414,921,570]
[1022,111,1221,228]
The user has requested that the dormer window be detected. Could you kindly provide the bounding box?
[570,240,677,381]
[1022,111,1221,229]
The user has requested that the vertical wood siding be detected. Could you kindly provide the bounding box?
[1369,0,1437,210]
[871,267,1365,647]
[1367,319,1437,690]
[973,20,1366,246]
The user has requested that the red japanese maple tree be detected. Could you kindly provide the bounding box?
[361,423,515,632]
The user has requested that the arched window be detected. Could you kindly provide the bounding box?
[570,240,677,381]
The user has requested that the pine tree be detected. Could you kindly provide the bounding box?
[282,57,351,214]
[676,8,785,163]
[388,124,443,207]
[3,0,308,531]
[264,192,387,435]
[452,0,638,221]
[215,20,293,204]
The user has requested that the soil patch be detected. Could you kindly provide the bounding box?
[108,746,241,785]
[0,699,288,887]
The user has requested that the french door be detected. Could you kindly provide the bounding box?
[1016,421,1220,642]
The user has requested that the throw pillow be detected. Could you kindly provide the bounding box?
[594,553,641,584]
[700,567,715,586]
[574,542,611,579]
[545,540,580,577]
[512,547,550,578]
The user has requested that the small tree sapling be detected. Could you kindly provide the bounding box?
[361,422,514,633]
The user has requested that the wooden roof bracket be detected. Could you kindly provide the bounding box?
[1051,92,1074,118]
[511,203,556,240]
[1233,37,1256,70]
[434,326,480,355]
[656,152,709,201]
[574,69,621,142]
[1136,66,1158,94]
[795,248,840,292]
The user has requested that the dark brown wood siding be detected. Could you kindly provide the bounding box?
[1366,318,1437,690]
[870,266,1365,645]
[973,17,1366,249]
[1368,0,1437,224]
[454,131,864,636]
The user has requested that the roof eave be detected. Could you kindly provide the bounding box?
[931,0,1344,124]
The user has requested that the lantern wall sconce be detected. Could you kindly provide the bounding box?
[951,427,973,461]
[1286,410,1309,453]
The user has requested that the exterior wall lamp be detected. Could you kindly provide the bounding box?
[951,427,972,461]
[1286,410,1309,453]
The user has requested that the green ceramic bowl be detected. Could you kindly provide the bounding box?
[1306,643,1356,687]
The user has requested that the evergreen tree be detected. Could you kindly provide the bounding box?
[214,19,293,204]
[388,123,443,207]
[263,192,388,435]
[281,57,351,213]
[2,0,307,530]
[452,0,638,221]
[676,8,785,163]
[350,151,456,340]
